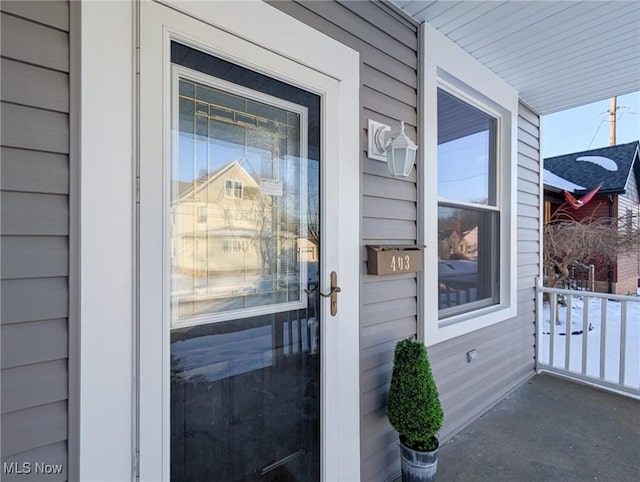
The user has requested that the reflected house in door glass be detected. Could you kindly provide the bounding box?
[172,160,268,277]
[297,238,318,262]
[171,159,303,322]
[171,72,311,325]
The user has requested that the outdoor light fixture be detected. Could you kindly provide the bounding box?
[367,119,418,177]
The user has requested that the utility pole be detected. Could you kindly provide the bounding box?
[609,96,617,146]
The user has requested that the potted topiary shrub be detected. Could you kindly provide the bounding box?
[387,337,444,482]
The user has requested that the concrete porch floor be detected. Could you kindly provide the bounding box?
[395,373,640,482]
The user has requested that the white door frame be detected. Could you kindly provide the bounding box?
[138,2,360,481]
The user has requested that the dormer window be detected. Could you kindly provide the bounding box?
[225,179,243,199]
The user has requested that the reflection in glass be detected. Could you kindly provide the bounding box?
[437,88,497,206]
[170,52,321,482]
[171,310,320,482]
[172,77,310,324]
[438,205,499,316]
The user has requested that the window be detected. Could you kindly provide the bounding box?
[437,89,500,318]
[225,179,243,199]
[171,68,312,324]
[198,206,207,223]
[223,239,248,253]
[421,22,518,344]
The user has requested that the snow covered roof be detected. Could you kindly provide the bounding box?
[543,141,640,194]
[543,169,585,192]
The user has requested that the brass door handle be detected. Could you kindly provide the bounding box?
[321,271,340,316]
[318,286,341,298]
[304,271,340,316]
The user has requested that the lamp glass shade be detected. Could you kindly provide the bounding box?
[386,122,417,177]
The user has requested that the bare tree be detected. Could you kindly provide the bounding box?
[307,191,320,245]
[544,204,640,290]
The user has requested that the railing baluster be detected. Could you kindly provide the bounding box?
[582,296,589,375]
[550,293,556,366]
[600,299,607,380]
[565,294,572,371]
[535,279,541,368]
[619,301,627,385]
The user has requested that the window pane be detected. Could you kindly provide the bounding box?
[171,77,309,323]
[437,88,497,205]
[438,205,499,317]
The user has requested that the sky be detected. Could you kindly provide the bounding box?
[542,91,640,159]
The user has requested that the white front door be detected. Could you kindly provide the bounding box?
[138,2,360,481]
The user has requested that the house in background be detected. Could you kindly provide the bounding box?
[438,223,478,260]
[1,1,638,481]
[544,141,640,294]
[172,160,267,277]
[172,159,310,320]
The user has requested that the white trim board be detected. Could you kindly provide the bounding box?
[79,1,135,480]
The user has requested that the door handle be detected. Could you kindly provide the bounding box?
[319,271,340,316]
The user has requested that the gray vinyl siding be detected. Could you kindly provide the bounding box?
[429,102,540,446]
[1,2,70,480]
[622,157,639,203]
[266,2,419,480]
[268,3,542,481]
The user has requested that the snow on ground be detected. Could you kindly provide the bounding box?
[538,291,640,389]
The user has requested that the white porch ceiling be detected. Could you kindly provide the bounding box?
[392,1,640,114]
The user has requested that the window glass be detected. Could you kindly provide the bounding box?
[437,89,497,206]
[171,76,309,324]
[438,205,499,317]
[169,43,323,482]
[437,88,500,318]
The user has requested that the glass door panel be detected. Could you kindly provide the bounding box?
[169,44,321,482]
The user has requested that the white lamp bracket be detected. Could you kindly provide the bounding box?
[367,119,391,162]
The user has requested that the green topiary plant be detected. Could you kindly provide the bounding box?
[387,338,444,452]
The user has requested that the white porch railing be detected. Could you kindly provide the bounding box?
[536,283,640,399]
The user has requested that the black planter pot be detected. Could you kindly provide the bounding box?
[399,439,439,482]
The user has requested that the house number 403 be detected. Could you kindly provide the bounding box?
[390,254,411,272]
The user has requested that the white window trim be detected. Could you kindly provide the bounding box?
[419,22,518,346]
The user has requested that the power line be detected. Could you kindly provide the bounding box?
[587,120,606,149]
[587,103,636,148]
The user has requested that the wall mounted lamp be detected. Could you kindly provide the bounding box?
[367,119,418,177]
